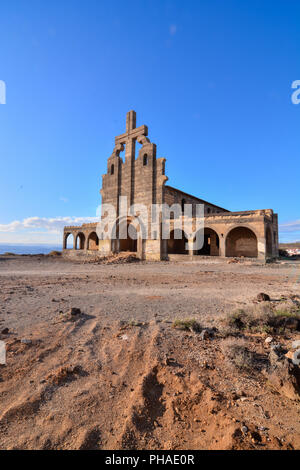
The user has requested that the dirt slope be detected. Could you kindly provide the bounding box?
[1,313,299,450]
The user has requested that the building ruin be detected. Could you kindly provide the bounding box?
[63,111,279,261]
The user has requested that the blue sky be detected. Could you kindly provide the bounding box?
[0,0,299,244]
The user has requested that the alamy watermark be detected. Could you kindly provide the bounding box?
[0,80,6,104]
[96,197,205,250]
[291,80,300,104]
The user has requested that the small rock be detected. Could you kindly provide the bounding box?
[271,343,282,351]
[240,397,249,402]
[257,293,270,302]
[164,356,175,366]
[241,425,248,434]
[285,350,294,360]
[250,431,262,443]
[265,353,300,401]
[258,426,267,431]
[292,349,300,366]
[70,307,81,316]
[200,328,215,340]
[1,328,9,335]
[200,329,209,340]
[21,338,32,345]
[269,343,284,365]
[292,340,300,350]
[265,336,273,344]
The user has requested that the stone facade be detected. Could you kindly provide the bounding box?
[63,111,279,261]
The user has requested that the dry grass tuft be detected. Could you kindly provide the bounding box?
[223,300,300,336]
[220,338,257,372]
[172,318,201,332]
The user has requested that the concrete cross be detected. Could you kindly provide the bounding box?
[115,110,148,161]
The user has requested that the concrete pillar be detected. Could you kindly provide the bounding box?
[98,239,112,255]
[188,238,194,257]
[219,236,226,257]
[257,237,266,261]
[84,235,88,251]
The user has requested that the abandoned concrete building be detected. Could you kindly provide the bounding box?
[63,111,279,261]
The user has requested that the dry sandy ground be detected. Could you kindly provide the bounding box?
[0,254,300,450]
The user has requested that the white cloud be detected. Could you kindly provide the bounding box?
[0,216,99,244]
[279,220,300,233]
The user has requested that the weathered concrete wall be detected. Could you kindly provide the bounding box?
[164,186,228,215]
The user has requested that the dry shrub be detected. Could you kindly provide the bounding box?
[224,301,300,335]
[221,338,256,372]
[172,318,201,332]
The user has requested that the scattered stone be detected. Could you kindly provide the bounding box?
[265,349,300,401]
[257,293,270,302]
[199,328,215,340]
[241,425,248,434]
[199,330,209,340]
[1,328,9,335]
[292,349,300,366]
[292,340,300,350]
[239,397,249,402]
[70,307,81,316]
[164,356,175,366]
[250,431,262,443]
[269,344,284,366]
[21,338,32,345]
[285,350,294,360]
[265,336,273,344]
[258,426,267,432]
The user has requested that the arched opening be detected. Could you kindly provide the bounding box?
[87,232,99,251]
[76,232,85,250]
[167,229,188,254]
[143,154,148,166]
[64,233,74,250]
[194,228,219,256]
[226,227,258,258]
[111,164,114,175]
[119,220,138,252]
[266,226,273,256]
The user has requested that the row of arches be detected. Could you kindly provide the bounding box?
[64,232,99,251]
[64,222,139,252]
[64,224,274,259]
[167,226,272,258]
